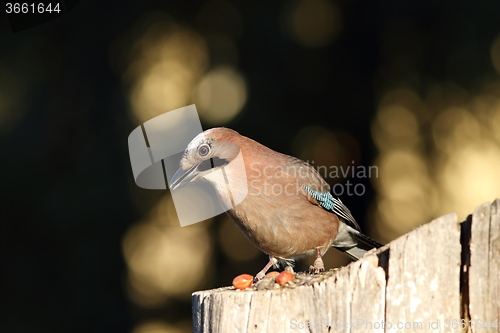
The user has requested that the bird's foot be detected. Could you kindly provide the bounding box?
[309,257,325,275]
[255,271,266,281]
[255,256,278,281]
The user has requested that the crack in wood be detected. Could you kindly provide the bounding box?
[460,215,472,332]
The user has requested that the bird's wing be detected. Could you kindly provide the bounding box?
[283,156,360,230]
[283,156,330,191]
[301,185,360,230]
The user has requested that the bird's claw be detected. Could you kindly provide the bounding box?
[309,257,325,274]
[255,271,266,281]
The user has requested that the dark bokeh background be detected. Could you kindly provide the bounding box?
[1,1,500,332]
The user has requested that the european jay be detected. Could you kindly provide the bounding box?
[170,128,382,280]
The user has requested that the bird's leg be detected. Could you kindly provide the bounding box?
[255,256,278,281]
[310,248,325,274]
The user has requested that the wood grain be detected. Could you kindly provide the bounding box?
[192,200,500,333]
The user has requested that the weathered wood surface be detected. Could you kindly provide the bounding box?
[469,201,500,333]
[192,199,500,333]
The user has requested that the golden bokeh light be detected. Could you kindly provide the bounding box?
[375,197,430,237]
[490,34,500,74]
[373,151,433,235]
[378,88,424,117]
[432,107,481,154]
[193,66,247,124]
[125,17,208,123]
[372,104,421,151]
[377,105,419,138]
[131,320,190,333]
[122,194,212,308]
[376,151,429,198]
[437,142,500,218]
[492,103,500,142]
[372,83,500,242]
[218,216,260,261]
[283,0,342,48]
[470,91,500,123]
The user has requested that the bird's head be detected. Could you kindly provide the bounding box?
[169,128,242,190]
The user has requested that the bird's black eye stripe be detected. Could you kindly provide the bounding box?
[197,157,229,172]
[198,144,210,156]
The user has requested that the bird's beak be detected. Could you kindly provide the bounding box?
[169,164,200,191]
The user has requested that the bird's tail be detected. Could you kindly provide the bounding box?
[332,224,383,260]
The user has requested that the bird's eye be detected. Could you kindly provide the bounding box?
[198,144,210,157]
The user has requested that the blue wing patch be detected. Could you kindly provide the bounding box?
[302,185,360,230]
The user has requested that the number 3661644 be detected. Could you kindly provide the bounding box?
[6,3,61,14]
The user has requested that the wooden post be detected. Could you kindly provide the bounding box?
[192,199,500,333]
